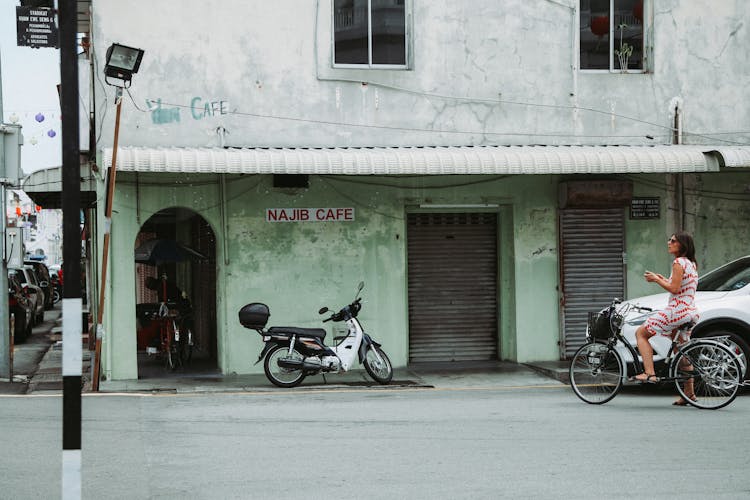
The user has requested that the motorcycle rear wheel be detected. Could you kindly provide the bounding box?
[264,345,306,388]
[364,346,393,384]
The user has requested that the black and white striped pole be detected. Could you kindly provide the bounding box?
[58,0,82,497]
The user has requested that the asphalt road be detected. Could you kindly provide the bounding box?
[2,386,749,499]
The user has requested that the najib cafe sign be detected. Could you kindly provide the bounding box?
[266,207,355,222]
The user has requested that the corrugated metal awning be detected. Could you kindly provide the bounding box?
[21,165,98,209]
[102,145,740,175]
[706,147,750,169]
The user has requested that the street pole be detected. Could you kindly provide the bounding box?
[91,87,122,392]
[0,182,9,380]
[0,51,8,380]
[59,0,83,498]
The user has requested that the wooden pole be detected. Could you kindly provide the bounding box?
[91,90,122,391]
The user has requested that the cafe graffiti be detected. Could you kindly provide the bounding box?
[146,96,230,125]
[266,208,355,222]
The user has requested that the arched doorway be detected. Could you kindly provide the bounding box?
[134,207,218,378]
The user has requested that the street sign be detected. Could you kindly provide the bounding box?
[16,6,58,48]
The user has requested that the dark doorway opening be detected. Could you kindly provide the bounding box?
[134,207,218,378]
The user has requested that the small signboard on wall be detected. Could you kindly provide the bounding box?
[630,197,660,219]
[16,7,58,48]
[266,208,355,222]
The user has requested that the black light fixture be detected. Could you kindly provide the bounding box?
[104,43,144,87]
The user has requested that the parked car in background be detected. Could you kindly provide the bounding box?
[8,271,33,343]
[24,260,53,310]
[620,255,750,379]
[11,266,45,325]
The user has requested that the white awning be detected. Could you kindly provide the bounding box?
[102,145,735,175]
[706,147,750,169]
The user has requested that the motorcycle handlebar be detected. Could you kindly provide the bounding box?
[322,298,362,323]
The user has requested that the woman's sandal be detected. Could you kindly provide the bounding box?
[629,373,660,384]
[673,395,698,406]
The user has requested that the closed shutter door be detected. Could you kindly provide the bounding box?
[560,208,625,358]
[407,213,498,362]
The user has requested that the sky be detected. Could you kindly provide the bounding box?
[1,0,62,175]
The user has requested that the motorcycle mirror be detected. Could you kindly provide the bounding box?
[357,281,364,291]
[318,307,329,315]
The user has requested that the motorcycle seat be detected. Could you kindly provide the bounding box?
[268,326,327,339]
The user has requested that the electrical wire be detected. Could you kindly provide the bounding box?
[118,86,750,146]
[125,92,670,141]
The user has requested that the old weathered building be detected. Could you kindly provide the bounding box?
[77,0,750,380]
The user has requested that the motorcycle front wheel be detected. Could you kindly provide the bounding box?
[264,345,306,388]
[363,346,393,384]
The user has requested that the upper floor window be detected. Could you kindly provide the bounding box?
[333,0,407,68]
[580,0,648,72]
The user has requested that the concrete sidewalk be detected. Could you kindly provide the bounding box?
[2,306,569,395]
[98,359,568,394]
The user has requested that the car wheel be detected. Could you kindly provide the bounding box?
[700,330,750,380]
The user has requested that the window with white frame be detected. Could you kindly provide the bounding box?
[333,0,407,68]
[580,0,648,72]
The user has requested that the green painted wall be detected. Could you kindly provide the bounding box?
[98,170,750,379]
[624,172,750,300]
[100,172,562,379]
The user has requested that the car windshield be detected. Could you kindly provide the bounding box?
[697,257,750,292]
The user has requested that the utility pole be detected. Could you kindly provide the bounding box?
[0,55,23,381]
[0,51,9,381]
[59,0,83,498]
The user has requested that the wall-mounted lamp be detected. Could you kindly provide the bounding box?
[104,43,144,88]
[94,41,145,390]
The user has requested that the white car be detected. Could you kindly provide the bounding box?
[620,255,750,379]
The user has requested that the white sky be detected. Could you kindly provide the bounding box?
[1,0,62,174]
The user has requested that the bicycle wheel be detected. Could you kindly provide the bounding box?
[670,341,742,410]
[163,321,178,371]
[569,341,624,404]
[179,327,194,366]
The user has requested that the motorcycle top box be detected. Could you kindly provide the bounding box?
[239,303,270,330]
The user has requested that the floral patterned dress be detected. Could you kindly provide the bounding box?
[644,257,699,342]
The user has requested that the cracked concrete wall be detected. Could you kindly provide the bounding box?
[92,0,750,149]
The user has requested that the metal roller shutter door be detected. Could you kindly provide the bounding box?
[560,208,625,358]
[407,213,498,362]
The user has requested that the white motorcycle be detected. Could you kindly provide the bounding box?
[238,282,393,388]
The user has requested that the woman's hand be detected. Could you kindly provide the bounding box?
[644,263,683,293]
[643,271,663,283]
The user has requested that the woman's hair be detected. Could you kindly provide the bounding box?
[673,231,696,265]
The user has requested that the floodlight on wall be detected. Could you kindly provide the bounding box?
[93,42,144,390]
[104,43,144,87]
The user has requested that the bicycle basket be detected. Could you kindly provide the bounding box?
[588,310,622,340]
